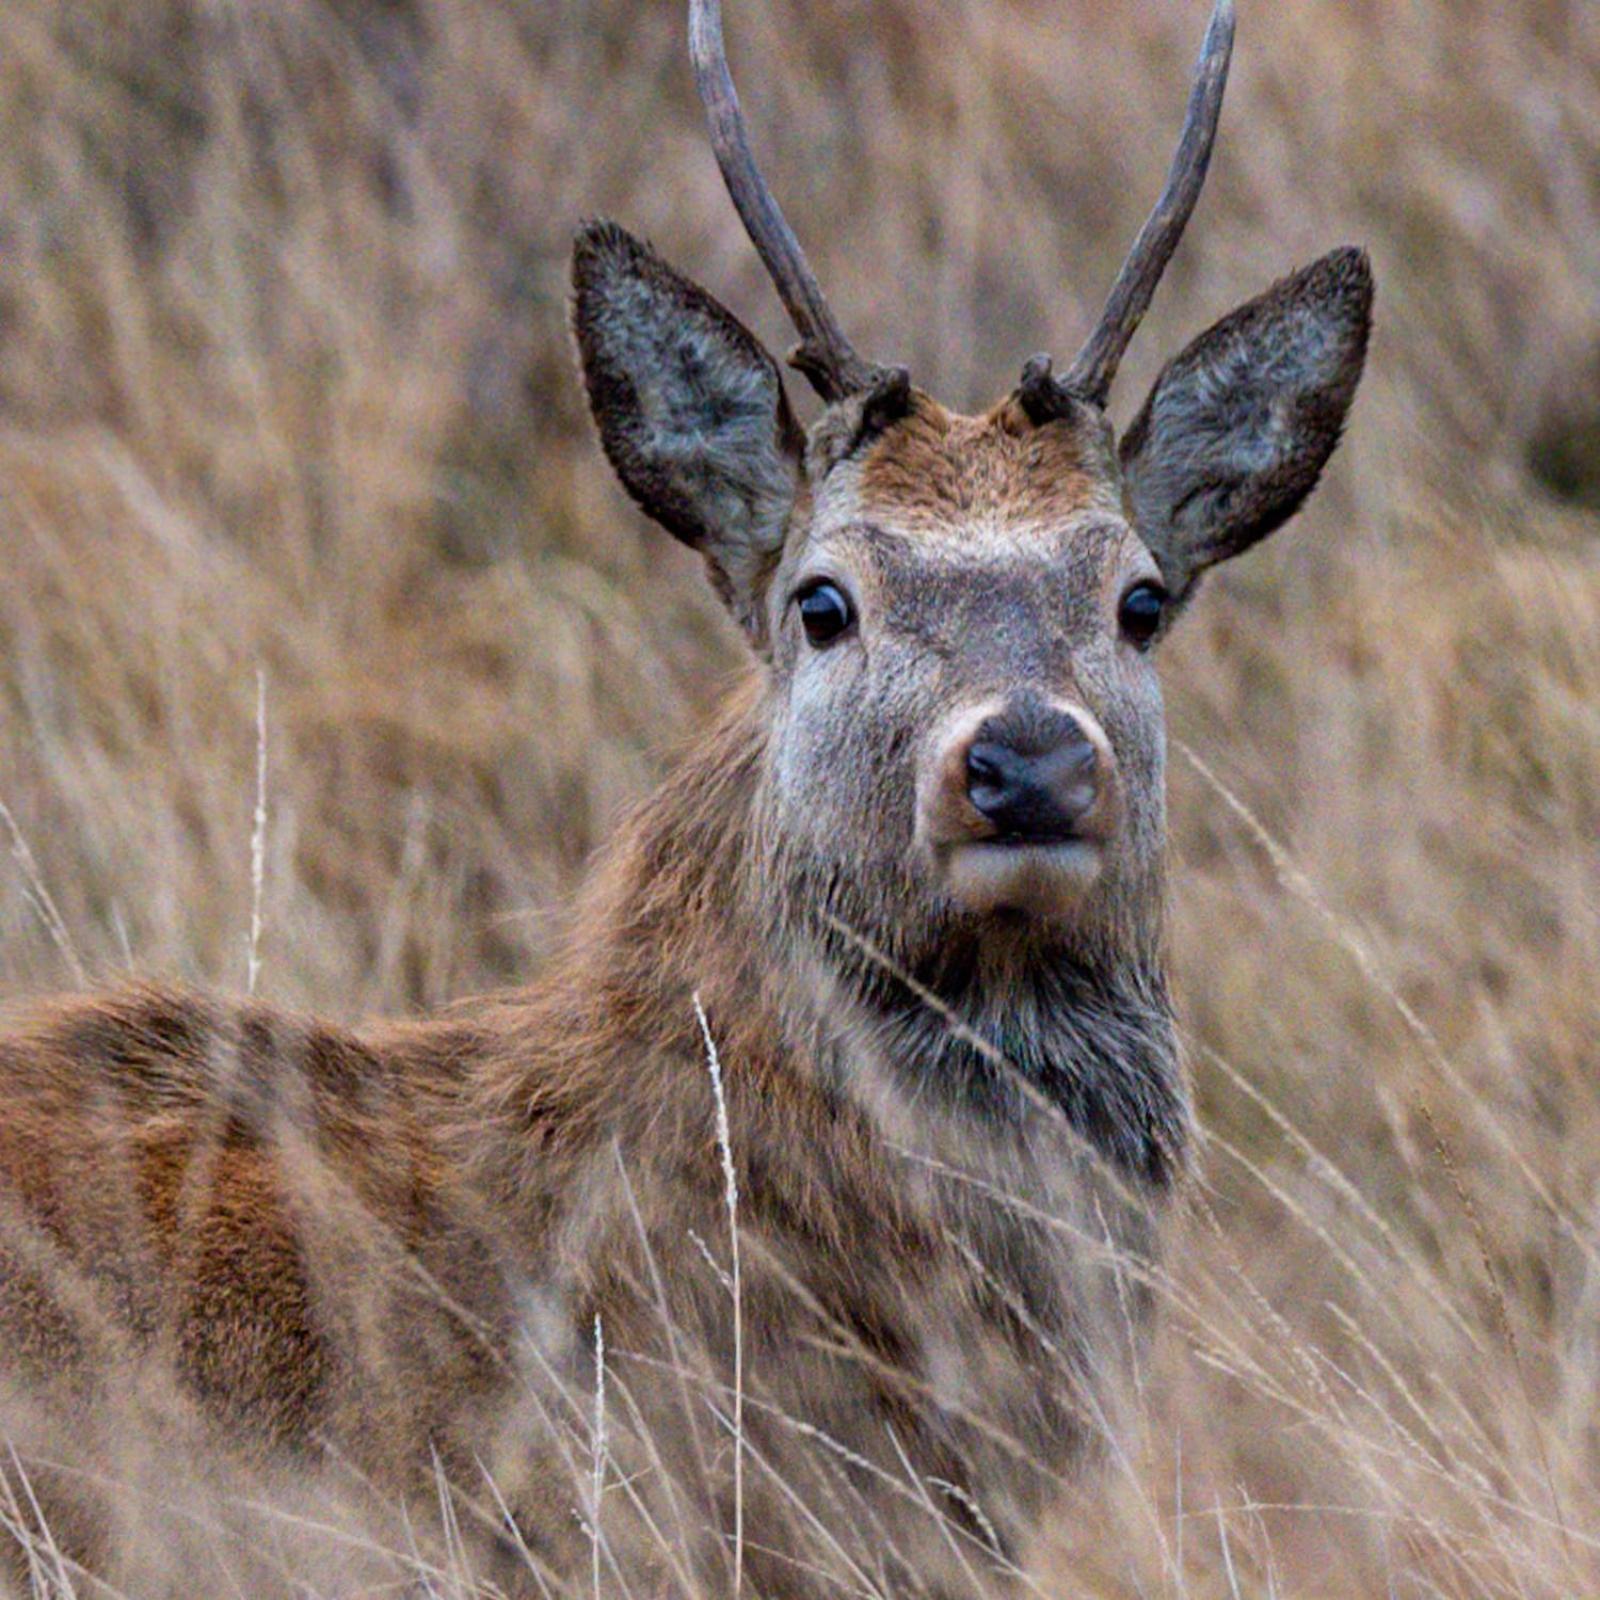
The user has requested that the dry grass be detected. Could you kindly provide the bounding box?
[1,0,1598,1594]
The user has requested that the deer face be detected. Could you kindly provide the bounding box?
[766,395,1166,932]
[572,224,1370,944]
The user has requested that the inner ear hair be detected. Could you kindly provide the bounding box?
[571,220,802,550]
[1120,245,1374,599]
[570,220,804,644]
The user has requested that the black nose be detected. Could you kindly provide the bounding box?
[966,704,1099,841]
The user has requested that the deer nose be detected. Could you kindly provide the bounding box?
[965,707,1099,841]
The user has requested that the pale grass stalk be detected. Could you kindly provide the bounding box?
[1177,739,1600,1281]
[4,1441,78,1600]
[884,1427,990,1600]
[634,1345,1051,1600]
[924,1478,1003,1563]
[1167,1243,1475,1502]
[246,667,268,996]
[1174,1333,1600,1560]
[693,991,742,1599]
[704,1406,887,1600]
[592,1313,606,1600]
[1094,1192,1145,1405]
[0,797,86,987]
[476,1463,560,1600]
[0,1448,49,1600]
[1174,1429,1183,1579]
[198,1522,250,1600]
[1323,1303,1467,1482]
[1193,1125,1495,1426]
[611,1139,719,1526]
[1178,1206,1525,1538]
[223,1491,450,1588]
[1308,1341,1453,1488]
[688,1229,733,1290]
[499,1309,600,1488]
[430,1441,471,1596]
[1412,1094,1576,1581]
[11,1446,457,1592]
[1178,740,1579,1569]
[1214,1495,1241,1600]
[110,901,133,970]
[709,1227,1107,1517]
[821,910,1154,1218]
[1198,1040,1484,1353]
[591,1364,704,1599]
[1242,1494,1283,1600]
[727,1202,1058,1467]
[892,1144,1193,1324]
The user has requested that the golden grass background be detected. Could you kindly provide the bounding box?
[0,0,1598,1593]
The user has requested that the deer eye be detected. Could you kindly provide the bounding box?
[1118,580,1168,649]
[795,580,855,648]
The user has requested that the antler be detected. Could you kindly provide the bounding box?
[1019,0,1236,421]
[688,0,894,404]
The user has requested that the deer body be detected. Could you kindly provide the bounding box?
[0,2,1372,1594]
[0,658,1174,1594]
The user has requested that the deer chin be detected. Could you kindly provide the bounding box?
[935,836,1105,919]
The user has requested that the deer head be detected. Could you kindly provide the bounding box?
[570,0,1371,959]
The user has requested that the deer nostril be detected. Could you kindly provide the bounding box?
[965,742,1008,802]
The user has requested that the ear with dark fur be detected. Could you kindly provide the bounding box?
[1119,247,1373,604]
[571,220,803,645]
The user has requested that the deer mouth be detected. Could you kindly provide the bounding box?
[934,834,1105,918]
[973,830,1087,849]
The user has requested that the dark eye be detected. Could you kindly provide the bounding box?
[796,579,855,648]
[1118,581,1167,649]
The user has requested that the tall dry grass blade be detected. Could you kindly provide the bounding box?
[3,1442,77,1600]
[1215,1494,1242,1600]
[883,1425,991,1600]
[1174,1428,1184,1582]
[1412,1096,1577,1582]
[693,990,743,1600]
[0,798,86,987]
[1180,739,1583,1575]
[429,1440,472,1597]
[1197,1041,1487,1355]
[587,1363,705,1598]
[1177,738,1600,1280]
[246,667,268,996]
[592,1312,606,1600]
[609,1140,715,1577]
[477,1461,561,1600]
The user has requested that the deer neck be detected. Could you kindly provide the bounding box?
[541,671,1186,1187]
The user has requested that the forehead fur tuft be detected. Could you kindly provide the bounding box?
[854,392,1122,533]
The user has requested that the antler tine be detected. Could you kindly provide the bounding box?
[688,0,889,404]
[1053,0,1236,411]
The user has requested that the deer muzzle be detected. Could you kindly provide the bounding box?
[916,695,1119,917]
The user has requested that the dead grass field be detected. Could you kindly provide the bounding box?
[1,0,1598,1594]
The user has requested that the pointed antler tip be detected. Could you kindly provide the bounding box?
[1051,0,1237,408]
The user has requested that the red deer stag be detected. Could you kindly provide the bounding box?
[0,0,1370,1594]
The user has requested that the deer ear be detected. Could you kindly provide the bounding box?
[1119,247,1373,605]
[572,220,803,646]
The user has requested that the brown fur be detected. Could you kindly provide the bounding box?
[857,395,1121,537]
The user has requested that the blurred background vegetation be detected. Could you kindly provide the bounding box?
[1,0,1598,1592]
